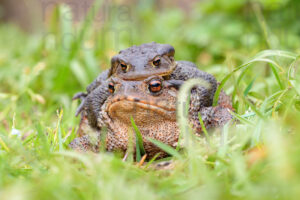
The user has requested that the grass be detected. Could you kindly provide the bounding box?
[1,1,300,199]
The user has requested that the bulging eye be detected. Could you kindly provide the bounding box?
[108,82,115,93]
[120,62,127,72]
[153,57,161,67]
[148,80,162,93]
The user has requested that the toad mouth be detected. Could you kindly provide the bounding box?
[106,96,176,115]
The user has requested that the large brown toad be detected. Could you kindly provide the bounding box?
[100,76,180,158]
[70,76,233,158]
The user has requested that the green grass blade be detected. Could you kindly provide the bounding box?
[198,112,211,145]
[177,78,211,146]
[243,78,256,96]
[218,123,230,158]
[272,88,289,117]
[147,138,181,159]
[260,90,284,113]
[242,96,265,118]
[232,67,249,103]
[290,80,300,95]
[213,73,232,106]
[136,143,141,161]
[0,136,10,152]
[230,111,255,126]
[55,109,64,152]
[58,126,63,152]
[145,153,161,169]
[269,63,284,90]
[254,50,297,60]
[248,91,265,101]
[130,117,145,161]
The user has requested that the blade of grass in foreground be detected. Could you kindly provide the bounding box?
[254,50,298,60]
[177,78,210,148]
[130,117,145,161]
[0,136,10,152]
[243,78,256,96]
[198,112,211,146]
[145,153,161,169]
[53,109,64,152]
[53,150,94,169]
[147,138,182,159]
[230,111,255,126]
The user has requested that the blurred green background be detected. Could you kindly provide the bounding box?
[0,0,300,199]
[0,0,299,115]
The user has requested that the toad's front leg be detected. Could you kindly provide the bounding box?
[73,69,110,117]
[69,133,100,153]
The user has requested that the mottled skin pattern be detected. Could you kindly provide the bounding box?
[73,42,217,129]
[70,77,179,156]
[99,76,179,158]
[70,77,233,158]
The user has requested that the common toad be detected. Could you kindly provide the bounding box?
[70,76,232,158]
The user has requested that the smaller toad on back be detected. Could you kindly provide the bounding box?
[109,42,176,80]
[85,42,176,94]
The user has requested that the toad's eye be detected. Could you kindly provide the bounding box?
[108,82,115,93]
[149,80,162,93]
[153,57,161,67]
[120,62,128,72]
